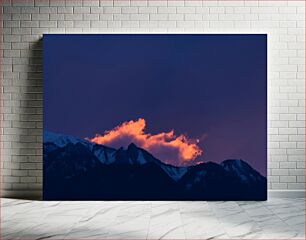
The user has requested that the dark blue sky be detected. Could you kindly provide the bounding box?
[43,34,267,175]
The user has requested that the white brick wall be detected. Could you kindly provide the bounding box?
[1,0,305,198]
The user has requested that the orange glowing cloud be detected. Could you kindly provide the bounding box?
[88,118,203,166]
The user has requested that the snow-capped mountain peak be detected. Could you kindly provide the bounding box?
[43,131,90,148]
[221,159,263,182]
[44,131,117,165]
[43,131,266,192]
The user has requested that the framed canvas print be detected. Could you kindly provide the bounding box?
[43,34,267,200]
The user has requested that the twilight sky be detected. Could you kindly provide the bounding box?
[43,34,267,176]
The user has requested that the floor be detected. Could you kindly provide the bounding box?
[1,198,305,240]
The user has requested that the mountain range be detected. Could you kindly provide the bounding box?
[43,131,267,200]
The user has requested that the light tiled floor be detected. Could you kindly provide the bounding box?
[1,197,305,239]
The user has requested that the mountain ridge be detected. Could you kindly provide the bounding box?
[43,131,267,200]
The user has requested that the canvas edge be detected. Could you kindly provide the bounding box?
[1,190,304,200]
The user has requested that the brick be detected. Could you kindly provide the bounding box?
[279,142,296,149]
[99,14,113,20]
[39,21,57,28]
[4,49,21,57]
[287,149,305,155]
[12,170,28,177]
[140,20,158,28]
[168,0,184,6]
[111,1,128,6]
[4,20,20,28]
[107,21,121,28]
[177,7,196,14]
[289,135,305,142]
[39,6,57,14]
[21,6,39,14]
[83,0,99,6]
[90,21,108,28]
[279,7,297,14]
[121,20,139,28]
[269,148,287,155]
[185,0,202,7]
[280,162,296,169]
[210,21,234,28]
[49,0,65,6]
[12,28,31,35]
[279,100,299,107]
[31,14,49,21]
[74,21,90,28]
[20,177,36,183]
[288,183,305,189]
[121,7,138,14]
[114,14,130,21]
[148,0,167,7]
[28,170,43,177]
[251,21,279,28]
[185,14,202,21]
[4,176,20,183]
[65,14,83,20]
[271,183,287,189]
[218,14,244,20]
[12,43,30,50]
[297,176,305,183]
[12,183,28,190]
[218,1,244,6]
[12,14,31,20]
[289,169,305,176]
[74,7,90,13]
[158,7,176,14]
[12,0,34,7]
[139,7,157,13]
[35,0,49,6]
[251,6,279,14]
[296,141,304,148]
[58,21,73,28]
[90,7,104,13]
[269,176,279,183]
[150,14,167,21]
[131,0,147,7]
[103,7,121,14]
[65,1,82,6]
[57,7,73,14]
[289,121,305,128]
[177,21,194,28]
[31,27,49,35]
[130,14,149,21]
[4,6,21,13]
[83,13,99,20]
[269,162,279,169]
[159,20,176,28]
[296,160,305,168]
[168,14,184,21]
[234,7,251,13]
[272,168,289,176]
[50,14,65,20]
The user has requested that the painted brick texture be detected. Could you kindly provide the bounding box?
[0,0,305,197]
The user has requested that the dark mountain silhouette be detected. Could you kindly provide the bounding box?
[43,131,267,200]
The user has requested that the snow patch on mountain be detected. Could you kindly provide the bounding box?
[135,150,147,165]
[44,131,266,187]
[44,131,90,148]
[92,147,116,165]
[221,159,261,182]
[44,130,117,165]
[160,164,188,181]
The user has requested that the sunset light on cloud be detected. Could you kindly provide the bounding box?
[88,118,203,166]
